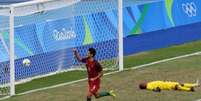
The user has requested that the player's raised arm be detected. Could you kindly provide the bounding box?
[72,48,82,62]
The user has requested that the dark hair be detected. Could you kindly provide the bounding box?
[88,48,96,57]
[139,83,147,89]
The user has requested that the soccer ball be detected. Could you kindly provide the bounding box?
[22,59,31,67]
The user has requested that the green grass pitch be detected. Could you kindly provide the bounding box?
[2,40,201,101]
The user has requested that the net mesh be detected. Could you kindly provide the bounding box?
[0,7,10,96]
[0,0,119,95]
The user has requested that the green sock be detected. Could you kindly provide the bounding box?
[96,92,110,98]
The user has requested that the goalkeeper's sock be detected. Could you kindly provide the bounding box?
[196,79,200,87]
[177,85,192,91]
[183,83,198,88]
[87,96,91,101]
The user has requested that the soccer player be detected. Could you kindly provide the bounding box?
[72,48,116,101]
[139,80,200,92]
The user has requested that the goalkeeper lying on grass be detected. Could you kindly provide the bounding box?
[139,80,200,92]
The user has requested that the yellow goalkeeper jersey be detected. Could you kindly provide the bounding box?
[146,81,179,90]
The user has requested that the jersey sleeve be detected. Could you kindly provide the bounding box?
[147,83,158,91]
[81,57,88,63]
[147,81,164,91]
[147,86,155,90]
[95,62,103,72]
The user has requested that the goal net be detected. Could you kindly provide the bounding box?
[0,0,119,96]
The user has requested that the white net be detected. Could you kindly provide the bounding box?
[13,0,76,81]
[0,0,119,95]
[73,0,118,70]
[0,7,10,96]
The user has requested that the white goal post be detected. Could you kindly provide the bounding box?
[0,0,124,96]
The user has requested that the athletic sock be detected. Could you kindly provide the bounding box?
[87,96,91,101]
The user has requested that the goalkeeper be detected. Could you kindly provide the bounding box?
[73,48,116,101]
[139,80,200,92]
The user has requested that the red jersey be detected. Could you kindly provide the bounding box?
[82,58,102,79]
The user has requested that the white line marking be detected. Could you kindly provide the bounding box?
[0,96,10,101]
[129,51,201,70]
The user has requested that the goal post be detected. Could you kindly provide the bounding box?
[9,6,15,96]
[0,0,124,97]
[118,0,123,71]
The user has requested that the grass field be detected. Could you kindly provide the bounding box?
[2,40,201,101]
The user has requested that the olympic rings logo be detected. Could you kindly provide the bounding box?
[182,2,197,17]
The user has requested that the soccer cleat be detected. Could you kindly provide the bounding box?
[190,87,195,92]
[109,90,116,98]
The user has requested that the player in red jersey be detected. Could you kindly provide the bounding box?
[73,48,116,101]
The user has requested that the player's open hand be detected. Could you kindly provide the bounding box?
[72,48,77,53]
